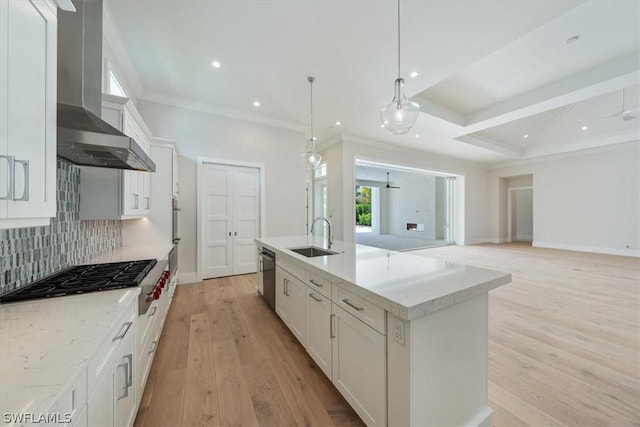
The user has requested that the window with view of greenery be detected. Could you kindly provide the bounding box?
[355,186,372,226]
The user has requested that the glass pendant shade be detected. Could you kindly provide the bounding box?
[380,78,420,135]
[301,138,322,170]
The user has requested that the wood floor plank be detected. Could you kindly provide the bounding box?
[182,312,221,427]
[141,368,186,427]
[213,337,260,427]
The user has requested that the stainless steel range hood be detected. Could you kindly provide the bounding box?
[56,0,155,172]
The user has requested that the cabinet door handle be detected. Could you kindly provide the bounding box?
[112,321,132,341]
[309,293,323,302]
[149,340,158,355]
[259,259,263,272]
[228,231,232,237]
[330,313,335,338]
[125,353,133,387]
[13,159,29,201]
[116,361,129,400]
[283,278,289,296]
[148,306,157,317]
[309,279,323,287]
[0,155,15,200]
[145,197,150,209]
[343,298,365,311]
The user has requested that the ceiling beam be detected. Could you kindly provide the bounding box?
[458,52,640,135]
[454,135,521,158]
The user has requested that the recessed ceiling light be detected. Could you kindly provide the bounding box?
[564,35,580,45]
[410,71,419,78]
[211,60,221,69]
[415,134,420,138]
[335,121,341,126]
[380,124,385,128]
[253,101,261,107]
[523,134,529,139]
[581,125,588,131]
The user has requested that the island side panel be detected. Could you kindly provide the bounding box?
[387,292,492,427]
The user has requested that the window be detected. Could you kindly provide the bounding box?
[105,62,127,97]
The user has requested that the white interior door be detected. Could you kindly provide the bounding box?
[232,166,259,275]
[203,163,260,279]
[203,164,233,279]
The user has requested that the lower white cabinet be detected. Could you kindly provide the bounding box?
[306,288,332,378]
[332,304,386,426]
[87,304,136,427]
[275,260,387,427]
[275,266,307,345]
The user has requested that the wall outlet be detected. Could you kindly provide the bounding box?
[392,316,405,346]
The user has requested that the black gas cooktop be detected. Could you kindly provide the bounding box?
[0,259,157,303]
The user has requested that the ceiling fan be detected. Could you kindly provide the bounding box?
[384,172,401,189]
[578,88,639,122]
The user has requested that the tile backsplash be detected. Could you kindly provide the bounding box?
[0,160,122,294]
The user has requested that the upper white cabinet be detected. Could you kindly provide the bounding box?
[0,0,58,229]
[80,94,153,220]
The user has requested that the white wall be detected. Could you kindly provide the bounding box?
[489,142,640,256]
[386,174,437,240]
[320,136,490,244]
[137,100,308,280]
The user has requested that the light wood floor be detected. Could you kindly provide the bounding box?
[135,243,640,427]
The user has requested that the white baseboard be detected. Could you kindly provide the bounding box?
[533,241,640,257]
[515,234,533,241]
[178,272,198,284]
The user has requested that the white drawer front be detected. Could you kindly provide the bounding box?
[333,286,385,335]
[278,257,307,282]
[307,272,331,299]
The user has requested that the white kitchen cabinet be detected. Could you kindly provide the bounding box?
[306,288,332,378]
[79,94,152,220]
[275,266,307,346]
[0,0,57,229]
[332,304,386,427]
[87,302,137,427]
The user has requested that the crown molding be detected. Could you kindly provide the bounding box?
[139,90,307,134]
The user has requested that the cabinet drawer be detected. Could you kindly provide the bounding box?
[138,300,160,353]
[333,286,385,335]
[54,367,87,426]
[307,271,331,299]
[278,257,306,282]
[87,302,136,396]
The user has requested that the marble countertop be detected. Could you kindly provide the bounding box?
[0,242,174,421]
[257,236,511,320]
[0,287,140,421]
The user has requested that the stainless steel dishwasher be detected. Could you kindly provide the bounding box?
[258,248,276,311]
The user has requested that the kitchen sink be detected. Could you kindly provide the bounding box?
[288,246,339,257]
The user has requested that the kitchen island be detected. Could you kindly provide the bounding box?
[256,235,511,427]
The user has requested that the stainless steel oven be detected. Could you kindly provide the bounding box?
[172,197,180,244]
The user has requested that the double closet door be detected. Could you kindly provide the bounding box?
[203,163,260,279]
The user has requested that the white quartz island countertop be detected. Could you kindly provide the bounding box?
[257,235,511,320]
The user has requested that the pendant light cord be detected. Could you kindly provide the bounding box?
[308,76,315,142]
[397,0,401,80]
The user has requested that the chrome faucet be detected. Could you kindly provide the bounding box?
[310,217,333,248]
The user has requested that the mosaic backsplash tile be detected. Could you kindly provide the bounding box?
[0,160,122,293]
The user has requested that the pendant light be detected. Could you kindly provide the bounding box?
[380,0,420,135]
[301,76,322,170]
